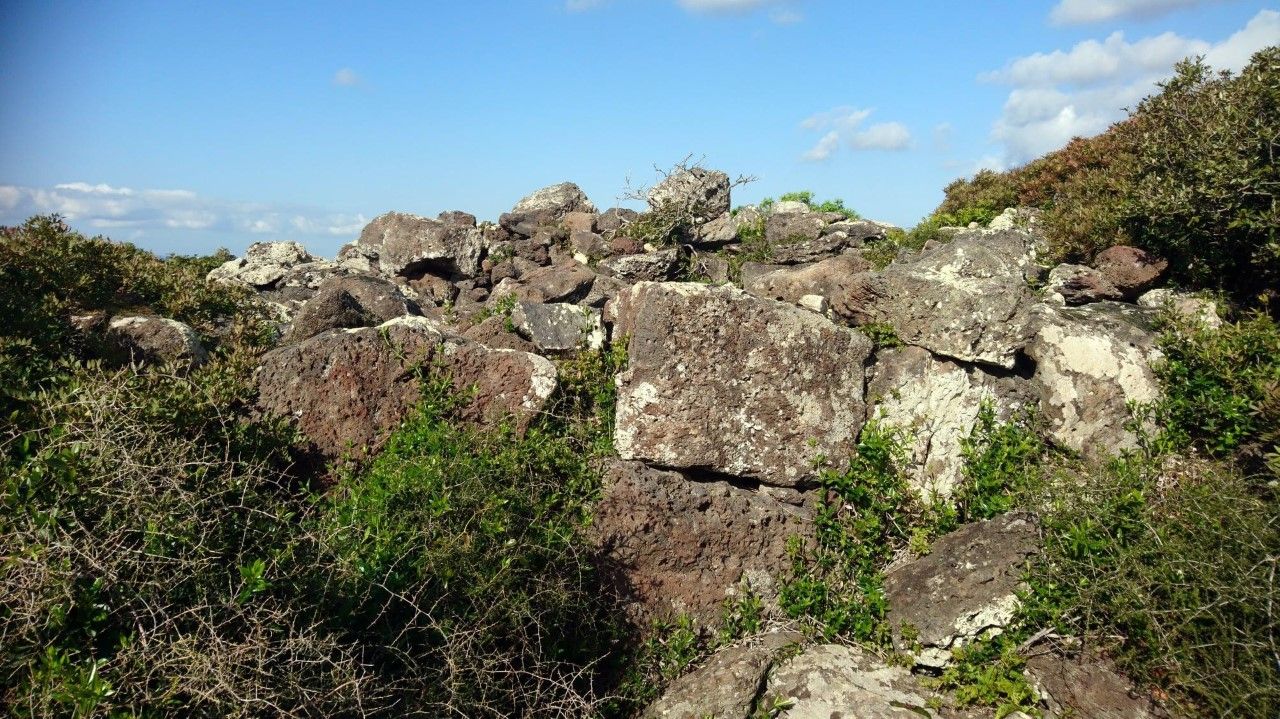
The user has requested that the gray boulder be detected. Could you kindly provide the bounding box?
[1138,288,1221,329]
[643,631,806,719]
[598,248,683,282]
[768,644,948,718]
[764,212,825,246]
[647,167,731,222]
[885,512,1040,669]
[697,209,757,247]
[106,316,208,367]
[207,241,313,289]
[1026,649,1165,719]
[1045,263,1124,305]
[613,282,872,487]
[769,200,810,214]
[491,262,597,305]
[285,274,419,343]
[500,182,596,236]
[744,254,872,306]
[351,211,486,279]
[509,301,605,355]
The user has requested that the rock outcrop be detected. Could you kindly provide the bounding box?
[284,274,420,343]
[106,316,208,367]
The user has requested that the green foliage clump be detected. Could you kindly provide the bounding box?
[758,191,860,220]
[860,322,903,349]
[933,637,1041,718]
[955,403,1046,522]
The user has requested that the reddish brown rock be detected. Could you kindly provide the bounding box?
[1093,245,1168,299]
[743,253,873,306]
[285,274,419,343]
[1026,648,1166,719]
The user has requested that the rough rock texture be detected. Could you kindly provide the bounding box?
[1046,263,1124,305]
[866,347,1033,498]
[647,167,731,221]
[833,230,1038,369]
[697,208,758,247]
[644,631,806,719]
[285,275,419,343]
[744,254,872,306]
[501,182,596,236]
[460,315,538,353]
[352,212,486,279]
[769,221,884,265]
[1026,649,1165,719]
[1026,303,1162,455]
[591,461,817,622]
[509,301,605,355]
[613,282,873,487]
[495,262,596,304]
[1138,288,1222,329]
[598,248,683,282]
[207,241,313,288]
[255,317,556,463]
[1094,245,1168,299]
[770,200,810,214]
[106,316,208,366]
[765,212,826,246]
[885,512,1039,669]
[768,644,946,718]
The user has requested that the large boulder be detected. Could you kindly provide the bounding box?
[1138,288,1222,329]
[1093,245,1168,299]
[764,212,825,246]
[768,644,950,718]
[591,461,817,623]
[106,316,208,367]
[647,167,731,222]
[832,230,1038,370]
[1045,263,1123,306]
[866,347,1034,498]
[508,301,605,355]
[885,512,1040,669]
[643,631,806,719]
[767,222,884,265]
[1026,648,1165,718]
[207,241,313,289]
[613,283,872,487]
[743,254,873,306]
[491,262,597,305]
[598,248,683,282]
[285,274,419,343]
[255,317,557,463]
[500,182,596,236]
[350,211,486,279]
[696,208,758,247]
[1026,303,1162,455]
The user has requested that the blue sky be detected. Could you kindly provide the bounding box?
[1,0,1277,256]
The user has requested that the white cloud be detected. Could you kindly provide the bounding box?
[932,122,953,153]
[800,106,912,160]
[802,131,840,161]
[565,0,607,11]
[677,0,775,11]
[984,9,1279,165]
[332,68,361,87]
[0,182,368,246]
[769,8,803,25]
[1049,0,1222,25]
[850,122,912,150]
[800,106,872,131]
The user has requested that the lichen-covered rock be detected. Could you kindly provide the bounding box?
[598,248,683,282]
[644,631,806,719]
[647,167,731,222]
[255,317,556,463]
[866,347,1033,498]
[765,212,825,246]
[1045,263,1124,305]
[613,282,872,487]
[697,209,754,247]
[509,301,605,355]
[106,316,208,366]
[1138,288,1222,329]
[591,461,816,622]
[832,230,1038,369]
[1093,245,1168,299]
[351,211,485,278]
[207,241,313,288]
[1026,649,1165,719]
[284,274,420,343]
[500,182,596,236]
[768,644,946,718]
[459,315,538,353]
[885,512,1039,669]
[769,221,884,265]
[1026,302,1162,455]
[491,262,597,305]
[744,254,872,306]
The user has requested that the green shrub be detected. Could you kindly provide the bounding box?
[759,191,860,220]
[955,403,1046,522]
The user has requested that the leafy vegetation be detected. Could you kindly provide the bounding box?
[758,191,860,220]
[955,402,1045,522]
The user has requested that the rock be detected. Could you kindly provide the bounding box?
[866,347,1033,498]
[986,207,1041,232]
[797,294,827,314]
[207,241,313,288]
[569,230,608,259]
[500,182,596,236]
[106,316,208,367]
[744,254,872,306]
[560,211,597,234]
[285,275,419,343]
[1046,264,1124,305]
[495,262,597,305]
[581,273,629,310]
[1026,649,1165,719]
[832,230,1038,369]
[613,282,872,487]
[885,512,1039,669]
[697,211,750,247]
[769,200,810,214]
[1026,303,1162,455]
[1093,246,1168,299]
[643,631,806,719]
[647,167,731,221]
[769,230,880,265]
[255,317,557,463]
[509,302,605,355]
[598,248,683,282]
[460,315,538,353]
[436,210,476,227]
[595,207,639,234]
[1137,288,1222,329]
[352,211,486,278]
[693,254,731,284]
[739,261,786,286]
[764,212,825,246]
[591,461,817,623]
[400,271,458,307]
[768,644,945,718]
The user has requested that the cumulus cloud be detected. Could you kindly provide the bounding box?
[0,181,368,245]
[984,9,1279,165]
[1049,0,1222,25]
[800,106,912,160]
[332,68,362,87]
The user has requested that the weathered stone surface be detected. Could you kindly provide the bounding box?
[739,261,786,286]
[509,301,605,355]
[832,230,1038,369]
[866,347,1033,498]
[501,182,596,236]
[592,461,817,622]
[744,254,872,306]
[765,212,825,245]
[768,644,945,718]
[595,207,639,233]
[1026,649,1165,719]
[352,211,486,278]
[598,248,683,282]
[1138,288,1222,329]
[560,210,597,234]
[106,316,208,366]
[693,254,731,284]
[613,282,872,487]
[770,221,885,265]
[1046,263,1124,305]
[493,262,596,304]
[697,210,751,247]
[207,241,313,288]
[255,317,556,463]
[1094,245,1168,299]
[647,167,731,221]
[460,315,538,353]
[436,210,476,227]
[1026,303,1162,455]
[400,271,458,306]
[770,200,810,214]
[644,631,806,719]
[885,513,1039,669]
[568,229,608,259]
[285,275,419,343]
